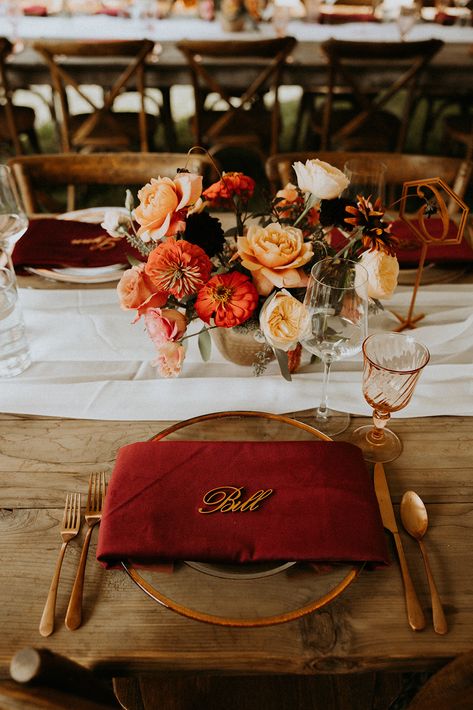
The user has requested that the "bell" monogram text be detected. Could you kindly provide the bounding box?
[198,486,274,514]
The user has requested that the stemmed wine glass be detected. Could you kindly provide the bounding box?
[300,257,369,437]
[343,158,387,206]
[351,333,430,462]
[396,3,421,40]
[0,165,28,264]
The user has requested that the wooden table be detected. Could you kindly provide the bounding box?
[1,407,472,681]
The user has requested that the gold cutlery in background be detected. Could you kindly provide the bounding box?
[400,490,448,635]
[65,472,106,631]
[374,463,426,632]
[39,493,81,637]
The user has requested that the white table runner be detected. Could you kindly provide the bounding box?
[0,284,471,420]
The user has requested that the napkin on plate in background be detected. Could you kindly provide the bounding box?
[96,440,389,569]
[12,218,143,270]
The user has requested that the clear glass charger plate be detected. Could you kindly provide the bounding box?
[26,207,128,284]
[122,410,362,627]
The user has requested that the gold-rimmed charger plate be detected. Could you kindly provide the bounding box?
[122,410,362,627]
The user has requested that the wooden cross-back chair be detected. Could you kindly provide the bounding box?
[8,152,220,213]
[318,38,444,152]
[177,36,297,160]
[265,150,472,215]
[33,39,157,154]
[0,37,40,155]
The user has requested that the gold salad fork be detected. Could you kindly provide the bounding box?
[65,472,106,631]
[39,493,81,637]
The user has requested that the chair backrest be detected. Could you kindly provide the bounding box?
[176,37,297,156]
[265,150,472,214]
[319,39,444,152]
[33,39,155,153]
[0,36,22,155]
[8,152,220,213]
[5,646,120,709]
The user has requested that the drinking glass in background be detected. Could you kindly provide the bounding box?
[300,258,369,437]
[452,0,472,25]
[0,165,28,258]
[343,158,387,207]
[351,333,430,462]
[0,267,31,377]
[396,2,421,39]
[0,165,31,377]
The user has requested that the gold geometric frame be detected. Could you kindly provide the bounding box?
[392,177,469,331]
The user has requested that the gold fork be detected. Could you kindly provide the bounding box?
[39,493,81,637]
[65,472,106,631]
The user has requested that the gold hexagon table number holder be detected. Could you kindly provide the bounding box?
[392,177,469,332]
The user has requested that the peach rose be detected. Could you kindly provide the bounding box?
[144,308,187,347]
[117,264,167,318]
[293,159,349,200]
[152,341,185,378]
[259,290,311,352]
[234,223,313,296]
[359,249,399,299]
[134,173,202,243]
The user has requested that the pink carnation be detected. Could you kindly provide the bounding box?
[152,341,185,377]
[144,308,187,347]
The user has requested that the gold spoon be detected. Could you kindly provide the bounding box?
[400,491,448,635]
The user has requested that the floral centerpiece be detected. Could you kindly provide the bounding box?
[104,156,399,378]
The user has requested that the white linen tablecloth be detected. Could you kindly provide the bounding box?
[0,284,471,420]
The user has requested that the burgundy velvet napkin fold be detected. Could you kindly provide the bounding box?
[23,5,48,15]
[319,11,378,23]
[390,218,473,265]
[96,440,389,569]
[12,218,143,270]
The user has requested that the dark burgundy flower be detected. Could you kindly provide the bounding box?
[184,212,225,257]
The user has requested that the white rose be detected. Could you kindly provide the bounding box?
[259,289,311,352]
[359,249,399,300]
[292,159,349,200]
[101,209,131,238]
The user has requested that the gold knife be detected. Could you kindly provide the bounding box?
[374,462,426,631]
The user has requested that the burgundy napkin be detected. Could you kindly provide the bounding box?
[12,218,143,270]
[319,11,378,23]
[96,440,389,569]
[23,5,48,15]
[390,218,473,265]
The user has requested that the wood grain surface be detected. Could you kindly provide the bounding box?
[1,410,472,679]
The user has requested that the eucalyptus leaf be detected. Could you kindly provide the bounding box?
[198,327,212,362]
[274,347,292,382]
[126,255,142,267]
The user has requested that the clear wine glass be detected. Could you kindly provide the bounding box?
[396,3,420,40]
[300,257,369,437]
[352,333,430,463]
[343,158,386,207]
[0,165,28,260]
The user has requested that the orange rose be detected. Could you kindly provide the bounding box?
[134,173,202,243]
[117,264,167,318]
[234,223,314,296]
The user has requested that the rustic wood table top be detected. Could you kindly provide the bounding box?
[1,406,472,679]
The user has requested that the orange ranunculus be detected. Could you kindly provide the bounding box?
[117,264,167,318]
[202,172,255,207]
[145,238,213,300]
[233,223,314,296]
[134,173,202,243]
[194,271,259,328]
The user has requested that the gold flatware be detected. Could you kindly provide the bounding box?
[400,490,448,635]
[65,472,106,631]
[374,463,426,631]
[39,493,81,637]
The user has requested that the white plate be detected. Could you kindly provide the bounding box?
[26,207,129,284]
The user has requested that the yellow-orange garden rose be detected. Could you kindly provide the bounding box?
[234,223,313,296]
[359,249,399,299]
[259,289,311,352]
[134,173,202,242]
